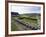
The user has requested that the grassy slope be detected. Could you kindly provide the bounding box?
[11,14,41,31]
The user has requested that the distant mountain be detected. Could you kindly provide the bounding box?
[20,13,41,16]
[11,12,19,16]
[11,12,40,16]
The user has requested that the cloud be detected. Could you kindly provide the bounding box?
[11,5,41,14]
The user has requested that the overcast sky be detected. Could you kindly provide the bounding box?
[11,5,41,14]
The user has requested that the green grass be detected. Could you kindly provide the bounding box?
[11,23,18,31]
[11,17,19,31]
[18,16,38,27]
[11,14,41,31]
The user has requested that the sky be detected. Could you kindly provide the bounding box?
[11,5,41,14]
